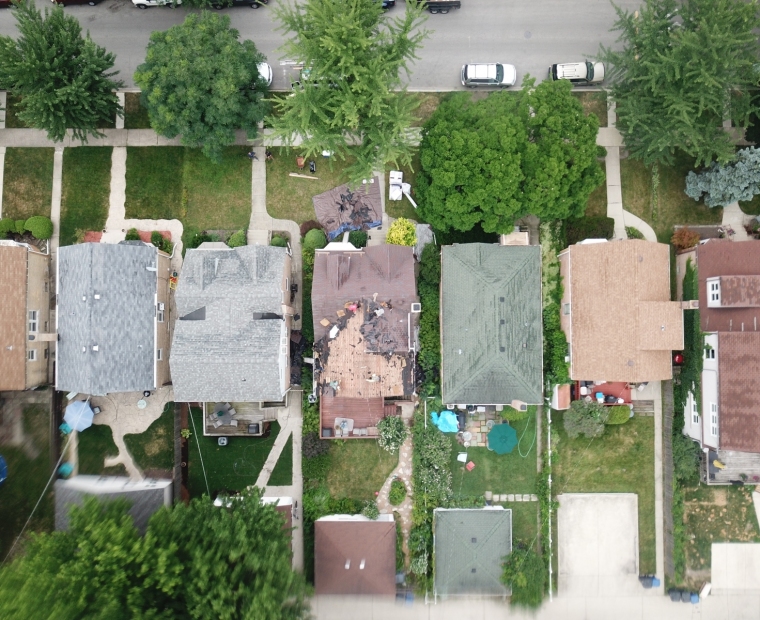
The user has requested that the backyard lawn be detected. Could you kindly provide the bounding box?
[124,92,151,130]
[77,422,126,476]
[1,148,54,219]
[553,412,656,574]
[621,154,722,243]
[269,435,293,486]
[123,402,174,474]
[511,501,540,545]
[325,439,398,500]
[60,147,113,246]
[0,404,54,559]
[187,407,281,498]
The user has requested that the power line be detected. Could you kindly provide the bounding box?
[188,407,210,497]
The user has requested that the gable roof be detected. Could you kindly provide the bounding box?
[57,242,158,395]
[441,244,543,405]
[697,240,760,332]
[170,245,288,402]
[315,517,396,596]
[562,240,682,382]
[718,332,760,452]
[434,508,512,597]
[0,244,28,390]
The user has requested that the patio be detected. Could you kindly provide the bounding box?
[572,381,632,405]
[451,406,499,448]
[202,401,279,437]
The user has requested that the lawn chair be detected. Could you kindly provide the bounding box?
[296,156,305,171]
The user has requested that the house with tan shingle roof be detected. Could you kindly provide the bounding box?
[558,239,683,383]
[0,241,52,391]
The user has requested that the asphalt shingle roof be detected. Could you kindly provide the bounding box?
[170,245,288,402]
[56,242,158,395]
[441,244,543,405]
[434,508,512,597]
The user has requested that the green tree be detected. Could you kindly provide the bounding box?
[134,12,269,161]
[24,216,53,240]
[417,79,603,233]
[563,399,608,439]
[599,0,760,167]
[270,0,428,183]
[386,217,417,246]
[0,1,122,143]
[685,147,760,207]
[501,542,547,609]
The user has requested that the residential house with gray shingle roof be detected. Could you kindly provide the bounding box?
[56,242,172,395]
[433,507,512,599]
[170,244,293,421]
[441,243,543,407]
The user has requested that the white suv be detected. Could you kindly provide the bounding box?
[461,63,517,88]
[132,0,181,8]
[549,61,605,85]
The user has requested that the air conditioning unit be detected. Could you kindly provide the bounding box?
[158,303,165,311]
[511,399,528,412]
[411,303,422,313]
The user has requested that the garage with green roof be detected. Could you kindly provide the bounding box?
[440,243,543,406]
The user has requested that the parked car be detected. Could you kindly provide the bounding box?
[51,0,105,5]
[0,0,10,7]
[549,61,605,85]
[379,0,395,8]
[132,0,181,8]
[461,63,517,88]
[212,0,266,8]
[416,0,461,14]
[257,63,273,88]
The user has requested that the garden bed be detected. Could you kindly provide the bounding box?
[60,147,112,246]
[124,92,151,130]
[1,148,54,219]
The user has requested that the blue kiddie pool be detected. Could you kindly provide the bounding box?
[0,455,7,487]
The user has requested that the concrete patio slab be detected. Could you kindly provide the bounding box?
[712,543,760,592]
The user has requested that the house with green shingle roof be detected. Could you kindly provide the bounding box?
[433,507,512,599]
[440,243,543,406]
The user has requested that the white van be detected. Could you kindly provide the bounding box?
[549,61,605,85]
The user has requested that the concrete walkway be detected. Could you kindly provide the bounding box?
[597,101,658,242]
[376,434,413,565]
[721,202,750,242]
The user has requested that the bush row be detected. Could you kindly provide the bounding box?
[0,215,53,240]
[418,243,441,396]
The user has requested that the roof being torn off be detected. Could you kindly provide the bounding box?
[313,179,382,241]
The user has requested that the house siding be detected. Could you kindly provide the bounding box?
[155,251,172,387]
[25,249,51,389]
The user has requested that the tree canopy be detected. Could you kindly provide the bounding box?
[599,0,760,167]
[134,12,269,161]
[270,0,428,183]
[0,490,308,620]
[685,146,760,207]
[386,217,417,246]
[417,79,604,233]
[0,1,122,142]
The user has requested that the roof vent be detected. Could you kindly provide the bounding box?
[411,303,422,313]
[359,559,366,570]
[627,360,635,367]
[92,345,99,352]
[661,325,666,331]
[499,346,505,352]
[81,347,86,353]
[523,342,527,348]
[344,560,351,570]
[500,319,505,325]
[471,568,477,573]
[82,296,86,301]
[94,294,101,300]
[471,537,477,543]
[638,255,644,262]
[499,297,505,302]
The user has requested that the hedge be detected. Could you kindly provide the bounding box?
[605,405,631,425]
[24,216,53,240]
[565,216,614,245]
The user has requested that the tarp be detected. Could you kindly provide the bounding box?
[313,178,382,241]
[64,400,94,432]
[431,410,459,433]
[487,424,518,455]
[0,455,7,486]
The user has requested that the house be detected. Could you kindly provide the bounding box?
[314,514,396,596]
[440,243,543,407]
[170,244,293,434]
[56,242,172,396]
[312,243,417,439]
[558,240,683,389]
[682,240,760,482]
[433,507,512,599]
[0,241,52,391]
[54,475,172,533]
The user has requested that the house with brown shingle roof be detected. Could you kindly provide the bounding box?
[314,514,396,596]
[558,239,683,383]
[311,242,417,439]
[683,240,760,481]
[0,241,52,391]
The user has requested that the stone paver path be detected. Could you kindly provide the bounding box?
[376,434,413,565]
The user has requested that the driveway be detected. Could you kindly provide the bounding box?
[558,493,643,597]
[712,544,760,593]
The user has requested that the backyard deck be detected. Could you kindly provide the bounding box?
[202,401,279,436]
[573,381,632,404]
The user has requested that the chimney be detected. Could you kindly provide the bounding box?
[344,560,351,570]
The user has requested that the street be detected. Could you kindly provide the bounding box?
[0,0,643,90]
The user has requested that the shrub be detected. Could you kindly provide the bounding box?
[227,230,246,248]
[24,216,53,240]
[605,405,631,425]
[14,220,26,235]
[270,235,288,248]
[418,243,442,395]
[386,217,417,246]
[563,399,607,439]
[501,542,547,609]
[150,231,164,248]
[303,228,327,251]
[348,230,368,248]
[410,554,428,576]
[389,479,407,506]
[361,499,379,520]
[302,431,329,459]
[300,220,322,238]
[302,453,330,482]
[672,433,700,485]
[377,415,407,455]
[671,227,700,250]
[565,216,614,245]
[394,512,405,571]
[0,218,15,237]
[625,226,645,240]
[188,231,212,249]
[125,228,141,241]
[500,405,529,422]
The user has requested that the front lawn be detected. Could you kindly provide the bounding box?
[448,414,538,498]
[1,148,54,219]
[553,412,656,574]
[60,147,112,246]
[123,402,174,474]
[125,147,185,220]
[573,91,608,128]
[325,439,398,500]
[585,182,608,219]
[0,404,54,559]
[621,154,722,243]
[269,434,293,486]
[186,407,280,498]
[3,94,27,128]
[77,422,125,476]
[124,92,151,130]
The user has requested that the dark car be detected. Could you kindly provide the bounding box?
[51,0,105,5]
[380,0,395,8]
[212,0,266,8]
[0,0,10,8]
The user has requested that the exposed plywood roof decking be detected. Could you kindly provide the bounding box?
[0,245,27,390]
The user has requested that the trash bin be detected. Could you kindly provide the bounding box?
[58,463,74,478]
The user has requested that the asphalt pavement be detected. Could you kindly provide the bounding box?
[0,0,643,90]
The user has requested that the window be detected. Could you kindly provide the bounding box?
[156,349,163,361]
[692,400,699,425]
[28,310,38,333]
[27,349,37,362]
[157,309,165,323]
[705,348,715,360]
[710,282,720,303]
[710,403,718,436]
[562,303,570,316]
